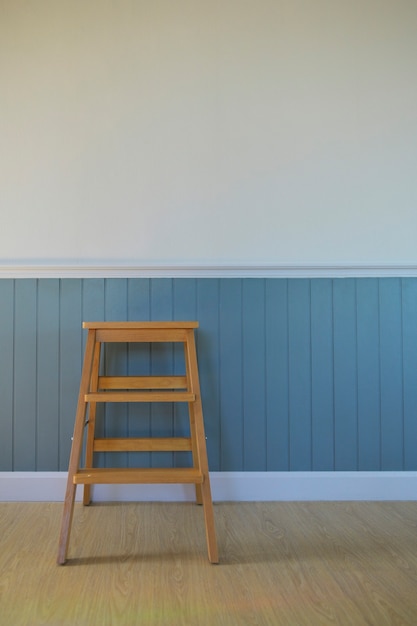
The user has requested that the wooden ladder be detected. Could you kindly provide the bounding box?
[57,321,219,564]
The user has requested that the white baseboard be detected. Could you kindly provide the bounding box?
[1,471,416,502]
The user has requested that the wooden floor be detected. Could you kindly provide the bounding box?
[1,500,417,625]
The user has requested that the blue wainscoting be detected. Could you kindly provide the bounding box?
[0,278,416,473]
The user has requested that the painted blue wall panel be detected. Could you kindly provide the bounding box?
[173,278,197,469]
[401,279,417,470]
[1,277,416,473]
[59,280,82,470]
[311,279,334,470]
[219,279,243,471]
[37,280,60,470]
[288,280,312,471]
[14,280,37,470]
[379,279,404,470]
[150,278,174,322]
[127,279,151,468]
[150,279,174,468]
[333,279,358,470]
[356,279,381,470]
[81,279,105,467]
[196,279,221,471]
[0,280,14,470]
[265,280,289,471]
[82,279,105,350]
[103,279,129,468]
[242,280,266,471]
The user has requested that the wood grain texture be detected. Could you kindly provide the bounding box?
[58,321,217,564]
[1,501,417,625]
[85,391,195,403]
[93,437,192,452]
[73,467,203,485]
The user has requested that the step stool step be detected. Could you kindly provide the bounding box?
[85,391,195,403]
[73,467,204,485]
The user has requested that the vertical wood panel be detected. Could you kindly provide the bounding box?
[288,280,311,470]
[104,279,129,468]
[265,279,289,471]
[127,279,151,468]
[150,279,174,468]
[197,279,221,471]
[356,279,381,470]
[37,280,60,470]
[14,280,37,470]
[401,278,417,470]
[173,279,197,468]
[219,279,243,471]
[379,279,404,470]
[242,279,266,470]
[333,279,358,470]
[59,280,82,470]
[82,279,105,467]
[150,278,174,322]
[0,280,14,470]
[82,279,105,329]
[311,279,334,470]
[82,278,106,383]
[127,278,151,322]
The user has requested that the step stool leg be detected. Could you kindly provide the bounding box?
[189,416,203,505]
[83,341,102,506]
[57,329,97,564]
[185,330,219,563]
[190,401,219,563]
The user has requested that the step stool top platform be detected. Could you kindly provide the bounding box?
[83,321,199,329]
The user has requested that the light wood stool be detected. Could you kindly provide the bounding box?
[57,321,218,564]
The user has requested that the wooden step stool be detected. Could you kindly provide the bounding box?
[57,321,219,564]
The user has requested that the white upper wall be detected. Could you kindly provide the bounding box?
[1,0,416,266]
